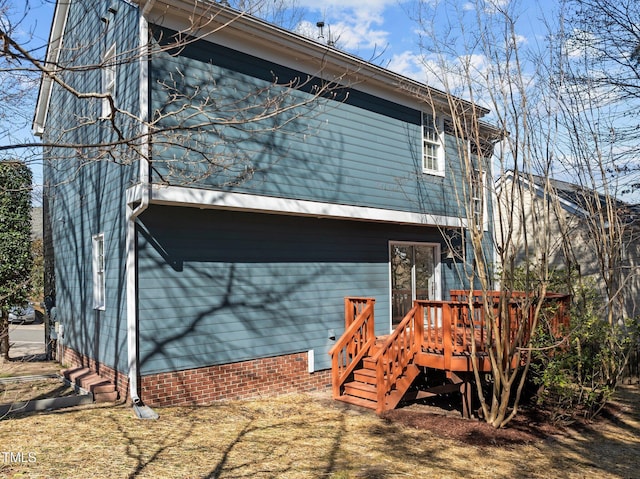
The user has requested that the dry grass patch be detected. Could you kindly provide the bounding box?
[1,378,76,405]
[0,359,77,415]
[0,385,638,478]
[0,358,60,378]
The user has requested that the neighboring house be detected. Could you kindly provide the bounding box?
[33,0,497,407]
[498,171,640,321]
[31,207,43,240]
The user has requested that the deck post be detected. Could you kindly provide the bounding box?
[443,303,452,371]
[368,299,376,345]
[344,297,354,329]
[415,302,424,352]
[331,349,340,399]
[459,378,473,419]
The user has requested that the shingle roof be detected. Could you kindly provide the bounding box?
[526,172,640,225]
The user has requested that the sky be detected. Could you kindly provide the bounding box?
[293,0,557,84]
[16,0,561,88]
[13,0,559,122]
[7,0,637,203]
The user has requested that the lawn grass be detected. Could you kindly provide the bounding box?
[1,384,639,479]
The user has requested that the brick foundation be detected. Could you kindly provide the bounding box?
[140,352,331,407]
[62,347,331,407]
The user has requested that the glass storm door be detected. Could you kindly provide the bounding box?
[390,243,437,327]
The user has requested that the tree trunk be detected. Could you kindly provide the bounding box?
[0,313,10,361]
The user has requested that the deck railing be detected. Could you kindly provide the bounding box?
[331,292,571,410]
[450,290,571,337]
[344,297,375,330]
[328,298,376,399]
[371,303,424,411]
[421,291,571,359]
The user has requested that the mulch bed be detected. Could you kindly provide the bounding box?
[381,406,561,446]
[380,391,636,447]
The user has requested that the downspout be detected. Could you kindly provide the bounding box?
[127,0,155,419]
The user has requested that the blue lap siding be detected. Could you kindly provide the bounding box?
[136,205,460,375]
[42,0,139,373]
[40,0,493,389]
[150,26,466,218]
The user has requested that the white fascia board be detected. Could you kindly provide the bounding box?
[126,184,467,228]
[32,0,71,136]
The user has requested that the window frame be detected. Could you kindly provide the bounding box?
[92,233,106,310]
[471,167,488,232]
[421,112,445,176]
[101,43,117,119]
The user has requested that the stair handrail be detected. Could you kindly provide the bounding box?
[371,302,423,412]
[328,298,376,399]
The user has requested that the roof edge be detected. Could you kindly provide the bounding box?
[136,0,491,118]
[32,0,71,136]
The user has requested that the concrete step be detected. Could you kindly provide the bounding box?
[60,367,118,403]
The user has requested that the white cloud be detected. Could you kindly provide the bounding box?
[386,50,490,90]
[296,0,398,11]
[461,0,515,15]
[329,20,389,51]
[565,28,598,59]
[514,34,528,46]
[294,0,404,53]
[387,51,427,81]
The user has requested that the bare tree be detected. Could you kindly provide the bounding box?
[232,0,305,30]
[410,0,640,426]
[412,0,574,428]
[0,0,48,167]
[1,0,341,177]
[553,0,640,323]
[535,0,640,397]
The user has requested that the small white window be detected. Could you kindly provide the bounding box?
[92,233,106,310]
[422,112,445,176]
[101,44,116,118]
[471,169,487,231]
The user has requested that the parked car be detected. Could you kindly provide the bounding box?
[8,303,36,324]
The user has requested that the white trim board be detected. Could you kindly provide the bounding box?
[126,184,468,228]
[32,0,70,135]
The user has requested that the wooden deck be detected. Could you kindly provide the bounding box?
[328,292,570,416]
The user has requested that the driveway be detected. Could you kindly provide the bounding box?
[9,321,45,358]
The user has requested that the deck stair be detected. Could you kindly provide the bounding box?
[339,349,421,411]
[61,367,118,403]
[329,299,424,414]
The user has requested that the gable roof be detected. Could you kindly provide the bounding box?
[33,0,495,136]
[505,170,640,224]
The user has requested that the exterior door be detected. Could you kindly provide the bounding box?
[390,242,438,327]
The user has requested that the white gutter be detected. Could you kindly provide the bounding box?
[127,0,155,419]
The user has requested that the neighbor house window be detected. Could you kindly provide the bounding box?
[422,112,445,175]
[92,233,106,310]
[101,44,116,118]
